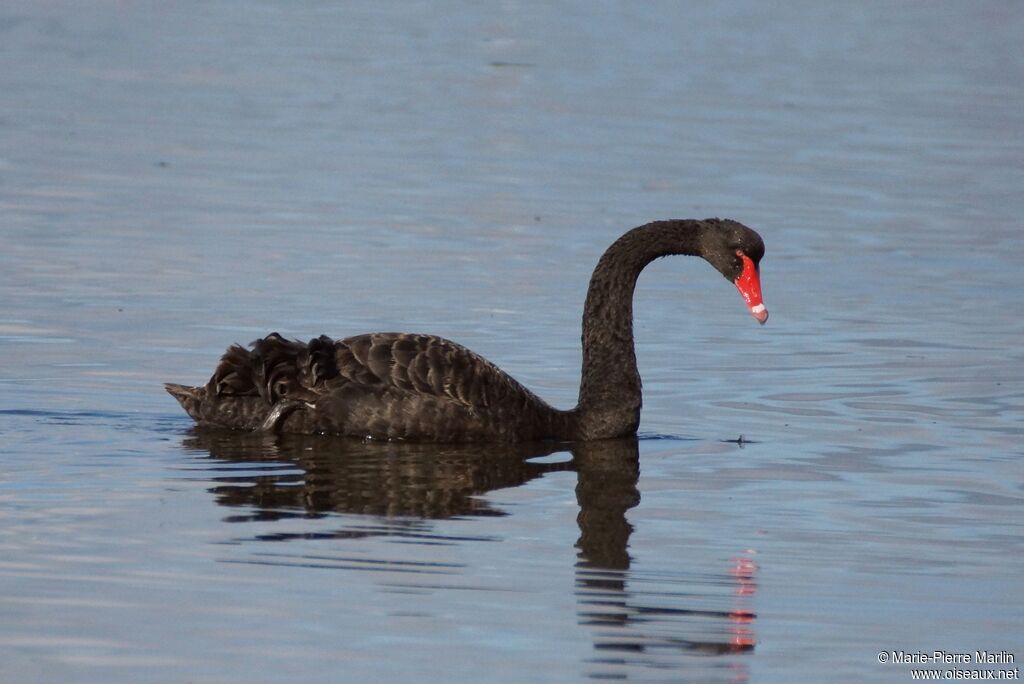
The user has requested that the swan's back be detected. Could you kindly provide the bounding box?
[167,332,565,442]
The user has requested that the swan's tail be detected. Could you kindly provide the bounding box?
[165,383,205,422]
[166,334,335,431]
[166,381,281,431]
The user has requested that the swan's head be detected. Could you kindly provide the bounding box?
[700,219,768,325]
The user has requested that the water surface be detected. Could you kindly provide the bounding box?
[1,2,1022,682]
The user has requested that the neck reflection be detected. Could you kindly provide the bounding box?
[573,439,755,679]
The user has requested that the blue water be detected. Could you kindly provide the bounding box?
[1,2,1022,682]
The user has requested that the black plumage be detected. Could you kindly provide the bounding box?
[167,219,767,442]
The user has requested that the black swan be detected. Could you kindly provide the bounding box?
[167,218,767,442]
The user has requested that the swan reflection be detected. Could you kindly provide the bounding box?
[183,431,756,677]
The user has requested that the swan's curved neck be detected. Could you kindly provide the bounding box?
[572,220,706,439]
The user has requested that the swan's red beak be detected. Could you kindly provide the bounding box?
[734,253,768,325]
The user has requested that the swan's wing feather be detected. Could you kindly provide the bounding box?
[208,333,339,403]
[209,344,256,396]
[337,333,515,410]
[206,332,533,412]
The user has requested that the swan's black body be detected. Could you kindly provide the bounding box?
[167,219,767,442]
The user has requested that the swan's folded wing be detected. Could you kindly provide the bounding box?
[336,333,531,410]
[207,331,539,413]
